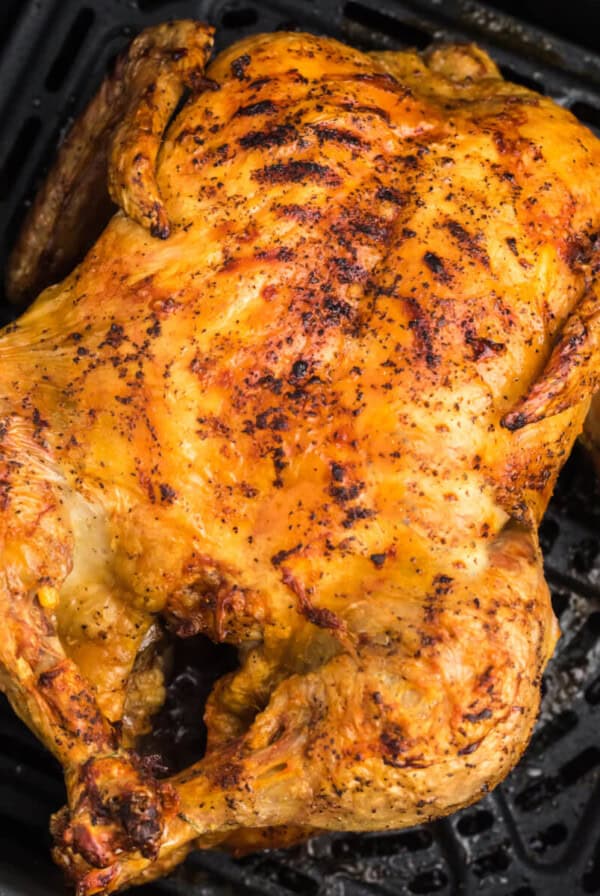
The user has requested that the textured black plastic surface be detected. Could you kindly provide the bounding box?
[1,2,600,895]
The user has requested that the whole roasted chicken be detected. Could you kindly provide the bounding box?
[2,19,600,894]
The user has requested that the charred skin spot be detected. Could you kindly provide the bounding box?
[380,724,426,769]
[464,329,506,361]
[341,102,390,123]
[213,762,243,790]
[238,124,298,149]
[329,481,364,503]
[506,236,519,256]
[255,409,289,431]
[100,323,126,349]
[165,582,219,639]
[562,230,594,270]
[376,186,408,206]
[299,600,343,631]
[150,218,170,240]
[255,246,295,263]
[493,130,513,156]
[146,317,161,338]
[159,483,177,504]
[0,478,11,510]
[256,373,283,394]
[176,124,206,146]
[74,757,165,861]
[423,251,451,284]
[370,553,386,568]
[234,100,278,117]
[291,358,309,379]
[138,468,156,503]
[502,411,527,432]
[380,724,408,758]
[342,506,376,529]
[271,446,288,484]
[350,71,408,93]
[32,407,49,429]
[153,296,179,315]
[0,419,9,444]
[37,665,64,687]
[117,791,162,859]
[523,465,552,492]
[433,574,453,594]
[463,708,492,723]
[231,53,251,80]
[405,297,439,369]
[252,161,341,186]
[271,543,303,567]
[330,462,345,482]
[348,211,393,243]
[311,125,369,150]
[567,329,587,351]
[399,153,419,169]
[281,568,344,632]
[445,220,490,267]
[476,665,495,693]
[332,257,369,284]
[279,203,322,223]
[322,296,354,325]
[248,76,272,90]
[187,74,220,96]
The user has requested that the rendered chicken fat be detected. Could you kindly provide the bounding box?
[1,18,599,895]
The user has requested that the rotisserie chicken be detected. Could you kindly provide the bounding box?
[2,19,600,895]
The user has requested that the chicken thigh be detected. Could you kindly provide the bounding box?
[2,19,600,895]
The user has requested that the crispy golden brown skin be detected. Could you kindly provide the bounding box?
[2,20,600,895]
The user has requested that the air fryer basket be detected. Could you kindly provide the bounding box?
[1,1,600,894]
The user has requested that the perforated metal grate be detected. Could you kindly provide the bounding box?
[1,2,600,894]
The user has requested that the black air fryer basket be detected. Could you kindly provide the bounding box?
[2,1,600,894]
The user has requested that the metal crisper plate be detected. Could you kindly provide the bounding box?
[1,1,600,894]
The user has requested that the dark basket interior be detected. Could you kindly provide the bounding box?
[1,2,600,894]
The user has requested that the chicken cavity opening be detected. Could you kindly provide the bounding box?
[138,632,238,774]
